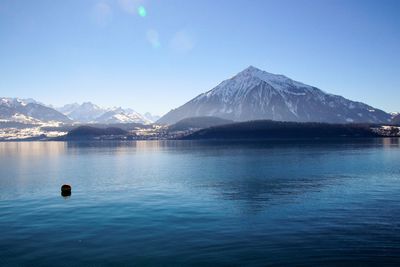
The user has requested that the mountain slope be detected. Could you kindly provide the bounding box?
[392,114,400,125]
[158,66,391,125]
[168,116,233,132]
[0,98,72,123]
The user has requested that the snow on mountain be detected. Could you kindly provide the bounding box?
[94,107,151,124]
[158,66,392,125]
[8,113,42,124]
[56,103,80,114]
[390,112,399,117]
[57,103,151,124]
[57,102,106,123]
[0,97,72,124]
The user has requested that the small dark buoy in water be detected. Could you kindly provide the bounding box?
[61,184,71,197]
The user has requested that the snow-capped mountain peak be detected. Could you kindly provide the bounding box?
[158,66,392,125]
[239,66,310,91]
[81,102,101,110]
[0,97,39,107]
[201,66,324,105]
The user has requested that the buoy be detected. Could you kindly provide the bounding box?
[61,184,72,196]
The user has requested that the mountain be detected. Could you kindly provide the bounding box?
[168,116,233,132]
[57,102,105,122]
[158,66,392,125]
[143,112,161,123]
[94,107,151,124]
[181,120,380,140]
[57,103,151,124]
[0,97,72,124]
[392,114,400,125]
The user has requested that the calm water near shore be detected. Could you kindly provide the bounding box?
[1,139,400,266]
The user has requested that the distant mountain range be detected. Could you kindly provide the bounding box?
[0,98,158,124]
[56,102,153,124]
[158,66,393,125]
[0,98,71,124]
[56,102,105,123]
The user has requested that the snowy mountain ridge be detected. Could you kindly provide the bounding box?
[0,98,155,125]
[1,97,41,107]
[56,102,153,124]
[0,97,72,124]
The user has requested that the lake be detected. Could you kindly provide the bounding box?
[1,139,400,266]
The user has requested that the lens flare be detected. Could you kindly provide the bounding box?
[138,6,147,17]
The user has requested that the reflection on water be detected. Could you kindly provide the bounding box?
[0,139,400,266]
[0,141,67,156]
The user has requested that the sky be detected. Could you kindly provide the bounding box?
[0,0,399,115]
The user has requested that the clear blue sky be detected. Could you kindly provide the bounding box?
[0,0,399,115]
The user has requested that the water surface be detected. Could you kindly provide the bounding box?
[1,139,400,266]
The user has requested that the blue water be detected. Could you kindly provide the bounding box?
[1,139,400,266]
